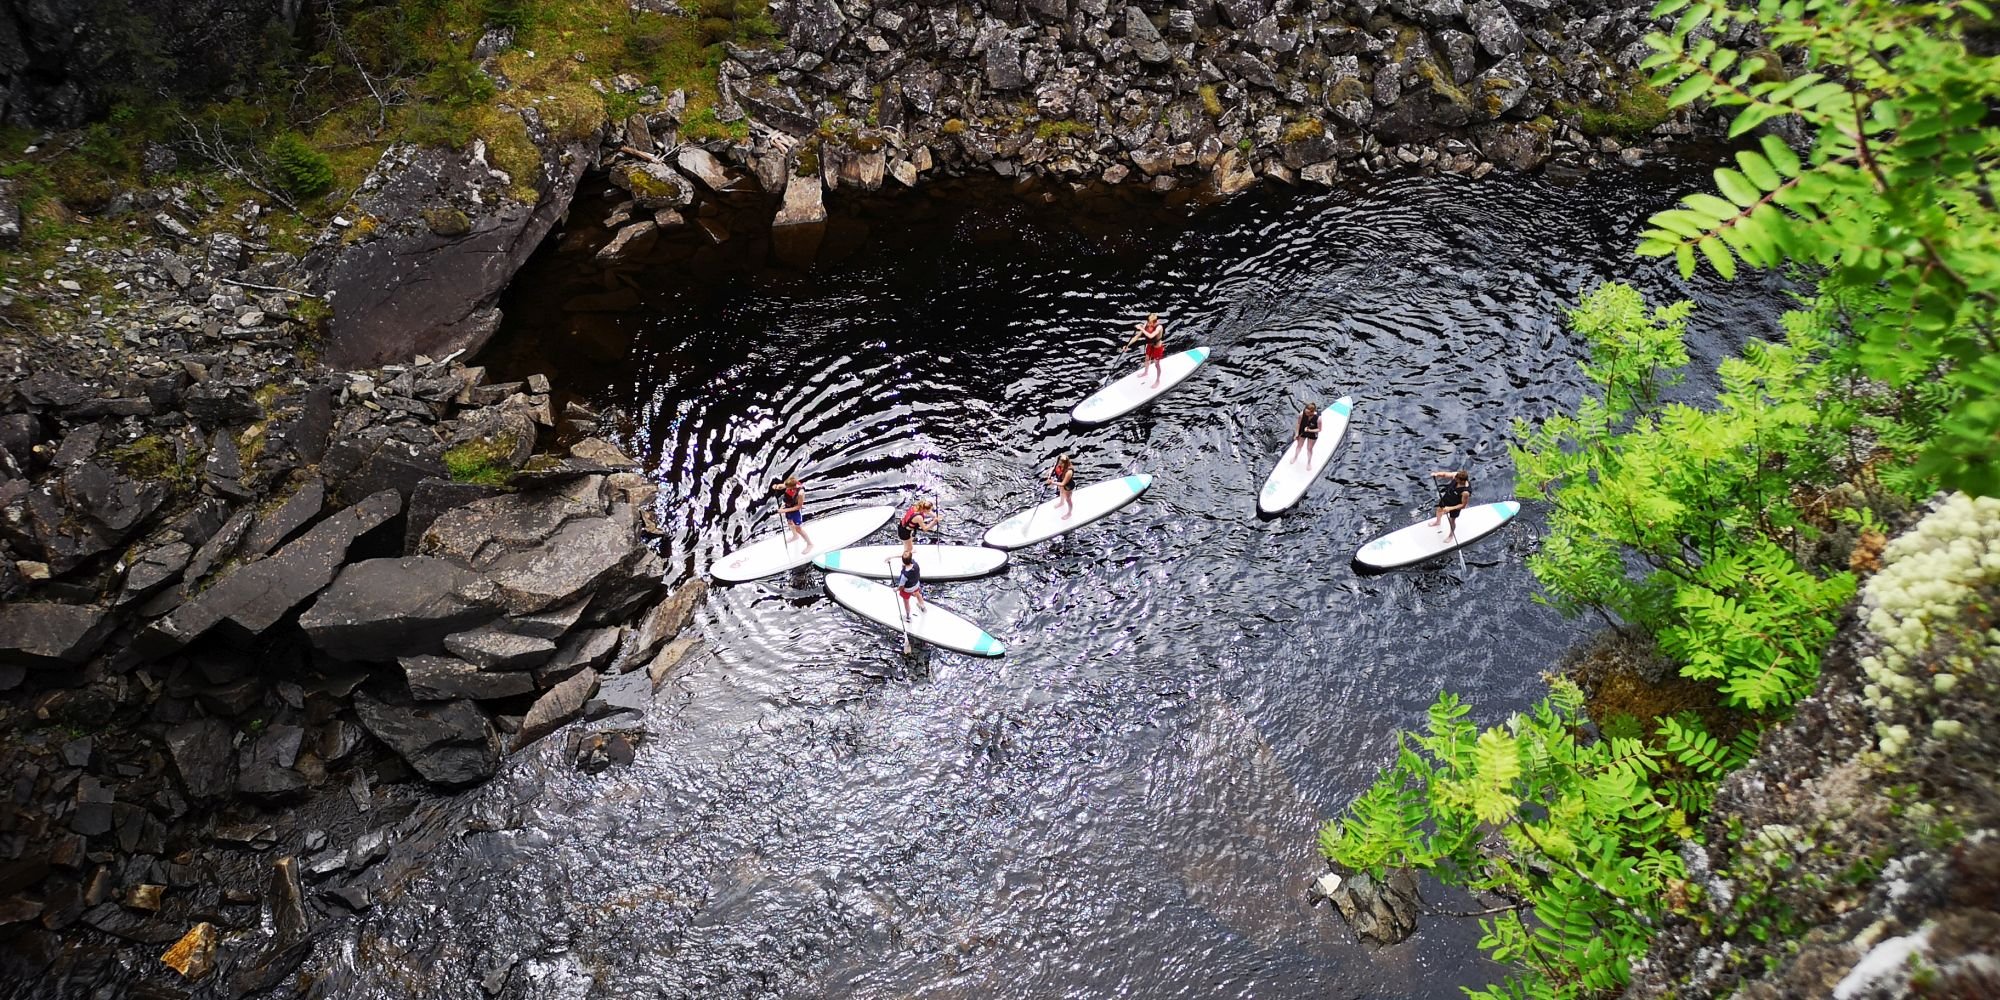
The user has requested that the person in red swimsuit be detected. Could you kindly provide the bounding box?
[1122,313,1167,387]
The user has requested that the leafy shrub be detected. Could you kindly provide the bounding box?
[484,0,538,30]
[268,132,335,199]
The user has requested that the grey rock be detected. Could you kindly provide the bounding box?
[1214,0,1272,29]
[985,33,1028,90]
[1477,120,1552,171]
[788,0,846,51]
[183,508,253,587]
[401,655,538,701]
[144,491,403,652]
[484,515,640,615]
[510,598,590,640]
[0,603,112,668]
[1466,1,1524,57]
[612,578,708,673]
[321,138,596,369]
[515,668,599,751]
[241,476,325,559]
[444,628,557,670]
[236,726,308,799]
[539,626,622,685]
[1474,54,1530,119]
[1122,8,1171,66]
[674,147,735,191]
[774,170,827,227]
[119,541,192,603]
[0,179,18,248]
[1436,29,1479,84]
[1389,0,1465,27]
[647,636,705,690]
[353,692,500,788]
[404,478,507,556]
[595,220,659,262]
[419,479,606,567]
[299,557,499,663]
[1327,867,1423,945]
[166,718,237,801]
[584,668,653,721]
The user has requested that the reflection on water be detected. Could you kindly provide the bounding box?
[314,167,1789,999]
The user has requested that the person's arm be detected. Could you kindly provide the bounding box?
[1122,328,1143,351]
[1431,470,1459,479]
[1451,487,1471,513]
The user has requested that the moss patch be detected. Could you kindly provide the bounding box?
[1198,84,1224,118]
[443,437,518,487]
[1281,117,1325,143]
[1570,77,1671,137]
[1034,120,1093,141]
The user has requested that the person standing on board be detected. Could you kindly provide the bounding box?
[890,553,927,622]
[1047,454,1076,520]
[1288,402,1322,466]
[897,499,940,558]
[1429,469,1472,541]
[777,475,812,548]
[1123,313,1168,388]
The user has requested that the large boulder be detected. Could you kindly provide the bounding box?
[353,693,500,788]
[298,557,500,663]
[0,603,112,668]
[484,515,643,615]
[1466,1,1524,57]
[399,656,538,702]
[1477,121,1551,172]
[318,134,599,369]
[1122,8,1172,66]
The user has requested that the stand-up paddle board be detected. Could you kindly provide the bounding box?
[824,573,1006,656]
[814,544,1008,580]
[712,505,896,583]
[1258,396,1354,514]
[982,474,1152,550]
[1353,500,1521,570]
[1072,347,1213,425]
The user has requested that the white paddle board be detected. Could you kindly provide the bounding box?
[712,505,896,583]
[1354,500,1521,570]
[813,544,1008,580]
[1258,396,1354,514]
[1072,347,1212,425]
[982,474,1152,550]
[824,573,1006,656]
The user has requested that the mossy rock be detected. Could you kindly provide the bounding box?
[1326,77,1368,106]
[421,206,473,237]
[1281,117,1325,143]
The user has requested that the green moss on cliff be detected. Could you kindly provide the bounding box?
[1568,77,1671,137]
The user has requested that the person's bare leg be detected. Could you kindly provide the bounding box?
[1061,488,1073,519]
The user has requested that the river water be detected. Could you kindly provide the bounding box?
[311,166,1789,999]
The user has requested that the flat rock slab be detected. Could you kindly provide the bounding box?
[443,627,556,670]
[514,669,599,752]
[144,491,403,653]
[353,692,500,788]
[400,656,539,702]
[299,557,499,664]
[419,478,607,568]
[0,602,113,668]
[242,476,326,558]
[611,578,707,672]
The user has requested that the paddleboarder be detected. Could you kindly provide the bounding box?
[1122,313,1167,388]
[1046,454,1076,520]
[890,553,926,622]
[1288,402,1322,466]
[1429,469,1472,542]
[897,499,940,557]
[777,475,811,548]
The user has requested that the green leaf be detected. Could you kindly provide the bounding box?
[1736,150,1781,190]
[1669,74,1712,107]
[1714,168,1760,207]
[1759,134,1801,176]
[1675,242,1696,278]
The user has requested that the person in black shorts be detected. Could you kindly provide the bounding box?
[1288,402,1322,466]
[1430,469,1471,541]
[897,499,939,558]
[1046,454,1075,520]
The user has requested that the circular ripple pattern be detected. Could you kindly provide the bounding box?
[315,168,1792,999]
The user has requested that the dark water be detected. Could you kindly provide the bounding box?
[313,168,1789,999]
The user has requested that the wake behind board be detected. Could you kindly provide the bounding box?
[814,544,1009,580]
[824,573,1006,656]
[712,505,896,583]
[1071,347,1213,425]
[1257,396,1354,514]
[982,474,1152,550]
[1353,500,1520,571]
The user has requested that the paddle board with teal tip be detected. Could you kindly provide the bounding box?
[982,474,1153,550]
[1258,396,1354,514]
[1353,500,1521,570]
[1071,346,1213,425]
[824,573,1006,656]
[813,544,1008,580]
[712,505,896,583]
